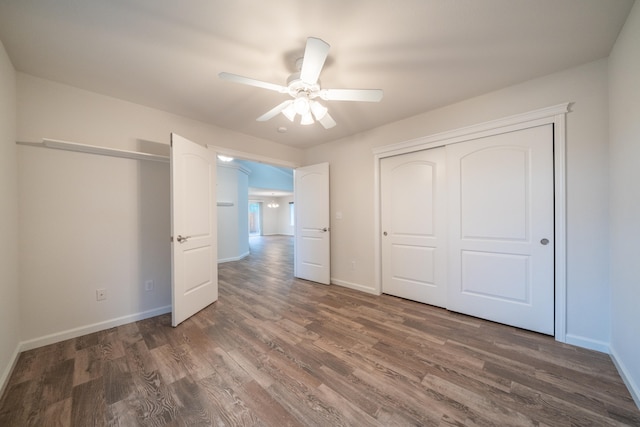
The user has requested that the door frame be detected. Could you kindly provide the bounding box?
[372,103,570,343]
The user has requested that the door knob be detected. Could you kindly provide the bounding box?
[540,238,549,245]
[383,231,388,236]
[177,235,191,243]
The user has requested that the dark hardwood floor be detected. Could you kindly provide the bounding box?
[1,235,639,426]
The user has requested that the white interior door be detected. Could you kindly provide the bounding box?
[381,148,447,307]
[447,124,554,334]
[294,162,330,284]
[170,133,218,327]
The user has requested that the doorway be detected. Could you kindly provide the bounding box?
[249,201,262,236]
[216,156,295,273]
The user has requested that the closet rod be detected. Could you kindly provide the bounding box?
[16,138,170,163]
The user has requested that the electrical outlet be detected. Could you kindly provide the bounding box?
[145,279,154,291]
[96,288,107,301]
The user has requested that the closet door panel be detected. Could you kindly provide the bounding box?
[447,124,555,335]
[381,147,447,307]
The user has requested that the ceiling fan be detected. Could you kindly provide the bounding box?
[219,37,383,129]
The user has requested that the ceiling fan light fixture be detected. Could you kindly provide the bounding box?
[282,103,296,121]
[293,96,310,115]
[300,112,314,125]
[310,100,328,120]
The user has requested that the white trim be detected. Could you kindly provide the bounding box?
[0,344,21,397]
[17,138,170,163]
[564,334,610,354]
[373,103,570,343]
[331,278,379,295]
[208,144,300,169]
[217,160,251,176]
[18,305,171,352]
[373,103,571,157]
[218,252,250,263]
[610,346,640,409]
[552,112,568,343]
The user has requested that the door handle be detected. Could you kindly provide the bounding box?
[177,235,191,243]
[540,238,549,245]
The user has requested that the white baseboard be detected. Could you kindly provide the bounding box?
[610,346,640,409]
[564,333,610,354]
[331,278,380,295]
[19,305,171,352]
[218,251,250,264]
[0,344,21,397]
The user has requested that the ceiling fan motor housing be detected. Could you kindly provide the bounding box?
[286,72,320,98]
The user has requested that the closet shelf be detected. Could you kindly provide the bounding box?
[17,138,170,163]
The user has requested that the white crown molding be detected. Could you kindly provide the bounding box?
[373,102,571,158]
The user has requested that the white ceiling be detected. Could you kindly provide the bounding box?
[0,0,633,149]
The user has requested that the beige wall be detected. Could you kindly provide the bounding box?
[16,73,303,346]
[0,40,19,391]
[306,58,611,350]
[609,0,640,405]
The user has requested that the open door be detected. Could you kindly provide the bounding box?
[294,162,330,284]
[170,133,218,327]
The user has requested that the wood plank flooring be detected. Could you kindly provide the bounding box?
[1,235,639,426]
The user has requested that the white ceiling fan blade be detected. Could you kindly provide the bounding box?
[219,72,287,93]
[318,112,336,129]
[256,100,293,122]
[319,88,383,102]
[300,37,330,85]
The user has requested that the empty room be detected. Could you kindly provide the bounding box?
[1,0,639,425]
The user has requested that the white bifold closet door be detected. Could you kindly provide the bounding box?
[381,124,554,335]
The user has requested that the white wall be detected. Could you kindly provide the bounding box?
[279,197,294,236]
[16,73,303,346]
[217,162,250,262]
[252,195,293,236]
[609,1,640,406]
[0,40,19,392]
[306,58,612,351]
